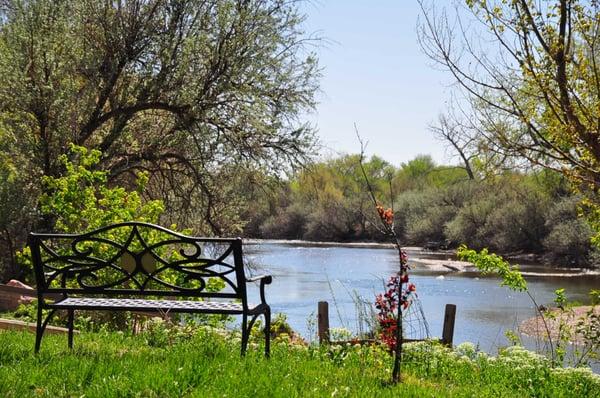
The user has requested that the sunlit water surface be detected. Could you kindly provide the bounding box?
[244,242,599,363]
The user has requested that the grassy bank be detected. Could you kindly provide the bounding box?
[0,328,598,397]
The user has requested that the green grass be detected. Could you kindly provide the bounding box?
[0,329,598,397]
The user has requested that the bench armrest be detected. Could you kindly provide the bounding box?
[246,274,272,305]
[246,274,272,284]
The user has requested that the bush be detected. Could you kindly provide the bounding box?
[259,203,308,239]
[394,186,464,244]
[486,192,548,253]
[543,197,593,265]
[445,181,549,253]
[302,201,356,241]
[444,192,501,249]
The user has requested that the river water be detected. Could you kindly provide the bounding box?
[244,242,600,358]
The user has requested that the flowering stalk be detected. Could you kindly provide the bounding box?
[356,131,413,384]
[375,274,416,351]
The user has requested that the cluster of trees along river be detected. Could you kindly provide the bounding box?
[240,154,598,268]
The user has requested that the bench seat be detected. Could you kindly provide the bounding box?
[50,297,265,315]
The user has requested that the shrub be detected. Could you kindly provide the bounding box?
[445,181,549,253]
[302,201,354,241]
[394,187,459,244]
[444,192,501,249]
[543,197,593,265]
[259,203,308,239]
[486,193,548,252]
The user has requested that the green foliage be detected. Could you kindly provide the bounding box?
[41,145,165,232]
[457,245,527,291]
[264,313,303,345]
[0,122,35,281]
[139,317,230,349]
[580,197,600,255]
[250,153,597,266]
[458,245,600,367]
[259,202,308,239]
[420,0,600,258]
[257,154,398,241]
[15,145,165,281]
[394,186,464,244]
[575,308,600,364]
[504,330,521,346]
[420,0,600,204]
[445,179,550,252]
[544,197,594,264]
[395,155,436,191]
[554,288,567,309]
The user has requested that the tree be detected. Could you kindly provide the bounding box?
[394,155,437,192]
[429,115,476,180]
[418,0,600,189]
[0,0,320,236]
[0,123,35,280]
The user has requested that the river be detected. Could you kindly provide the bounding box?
[244,242,600,359]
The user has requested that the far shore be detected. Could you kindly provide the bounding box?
[245,238,407,249]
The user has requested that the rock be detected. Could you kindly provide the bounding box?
[442,263,460,272]
[0,280,35,311]
[424,241,449,251]
[6,279,34,290]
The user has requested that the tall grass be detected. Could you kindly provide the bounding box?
[0,329,598,397]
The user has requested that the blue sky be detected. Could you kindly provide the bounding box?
[302,1,455,166]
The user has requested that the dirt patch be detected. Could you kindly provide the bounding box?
[519,306,600,344]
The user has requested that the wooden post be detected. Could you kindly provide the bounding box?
[317,301,330,344]
[441,304,456,347]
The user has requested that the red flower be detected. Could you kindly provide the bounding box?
[383,208,394,225]
[375,204,394,225]
[375,257,417,351]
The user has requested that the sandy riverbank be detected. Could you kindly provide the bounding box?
[519,306,600,344]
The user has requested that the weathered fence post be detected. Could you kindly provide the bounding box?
[317,300,456,347]
[441,304,456,346]
[318,301,330,344]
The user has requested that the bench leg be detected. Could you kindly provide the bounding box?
[264,307,271,358]
[67,309,74,349]
[241,313,248,356]
[34,307,57,354]
[34,304,44,354]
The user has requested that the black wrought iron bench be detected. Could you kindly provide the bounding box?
[28,222,272,356]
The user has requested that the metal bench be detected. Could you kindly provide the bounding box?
[28,222,272,356]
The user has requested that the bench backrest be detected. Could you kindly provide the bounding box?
[28,222,248,305]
